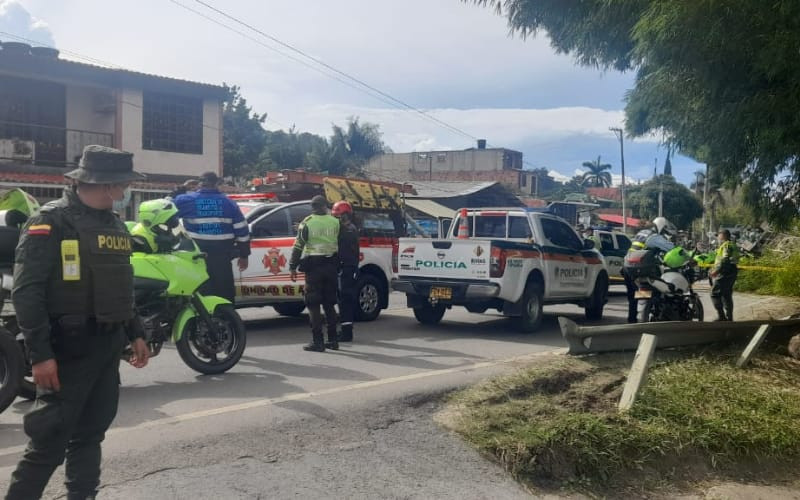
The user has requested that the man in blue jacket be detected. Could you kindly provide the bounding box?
[175,171,250,302]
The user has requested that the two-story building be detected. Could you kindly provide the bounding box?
[0,40,227,218]
[364,140,525,191]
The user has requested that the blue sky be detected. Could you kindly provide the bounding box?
[3,0,704,185]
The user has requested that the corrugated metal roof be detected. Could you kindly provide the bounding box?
[406,181,498,199]
[404,199,456,219]
[0,48,226,98]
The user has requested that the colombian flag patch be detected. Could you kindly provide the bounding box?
[27,224,51,236]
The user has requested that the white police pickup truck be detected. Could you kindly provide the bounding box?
[391,208,609,332]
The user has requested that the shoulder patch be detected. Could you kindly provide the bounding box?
[27,224,51,236]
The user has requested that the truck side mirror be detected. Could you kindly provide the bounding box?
[584,239,596,250]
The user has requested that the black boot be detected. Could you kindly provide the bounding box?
[304,331,325,352]
[325,330,339,350]
[339,324,353,342]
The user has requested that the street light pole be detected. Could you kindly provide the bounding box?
[610,127,627,233]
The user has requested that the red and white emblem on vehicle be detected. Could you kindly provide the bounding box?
[262,247,287,275]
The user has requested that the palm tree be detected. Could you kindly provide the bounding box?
[580,156,613,187]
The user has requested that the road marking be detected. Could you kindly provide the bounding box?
[0,349,563,458]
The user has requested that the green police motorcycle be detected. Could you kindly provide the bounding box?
[129,199,246,374]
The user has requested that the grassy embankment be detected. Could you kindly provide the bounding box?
[443,349,800,492]
[735,251,800,297]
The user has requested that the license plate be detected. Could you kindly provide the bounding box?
[429,286,452,300]
[634,290,653,299]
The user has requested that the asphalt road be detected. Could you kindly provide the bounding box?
[0,288,637,498]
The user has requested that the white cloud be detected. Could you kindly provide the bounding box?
[0,0,55,46]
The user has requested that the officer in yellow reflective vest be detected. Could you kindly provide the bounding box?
[622,230,650,323]
[290,195,341,351]
[710,229,740,321]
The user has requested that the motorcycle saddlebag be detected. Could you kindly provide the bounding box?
[623,249,660,279]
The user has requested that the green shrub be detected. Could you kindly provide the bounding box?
[735,251,800,297]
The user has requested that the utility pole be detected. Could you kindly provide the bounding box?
[656,158,663,218]
[610,127,627,233]
[703,163,710,244]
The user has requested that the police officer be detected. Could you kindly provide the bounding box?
[711,229,740,321]
[175,172,250,303]
[6,145,150,500]
[332,201,359,343]
[290,195,340,352]
[583,227,601,250]
[622,230,650,323]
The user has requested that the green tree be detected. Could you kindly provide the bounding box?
[547,175,586,202]
[327,117,390,175]
[469,0,800,227]
[260,127,329,172]
[627,176,702,230]
[222,85,267,179]
[580,156,612,187]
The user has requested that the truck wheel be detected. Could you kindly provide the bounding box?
[413,303,446,325]
[514,282,544,333]
[273,303,306,317]
[585,273,608,320]
[355,274,382,322]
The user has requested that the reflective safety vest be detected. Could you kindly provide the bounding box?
[299,214,339,257]
[714,240,740,271]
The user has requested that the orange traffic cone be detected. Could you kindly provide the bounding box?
[457,208,469,239]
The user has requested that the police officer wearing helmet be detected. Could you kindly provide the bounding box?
[6,145,150,500]
[332,200,359,342]
[290,195,340,352]
[622,229,652,323]
[711,229,740,321]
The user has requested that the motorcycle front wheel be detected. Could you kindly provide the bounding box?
[176,305,246,375]
[0,329,24,413]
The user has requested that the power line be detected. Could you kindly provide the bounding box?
[179,2,555,172]
[164,0,426,118]
[0,31,122,69]
[178,0,485,144]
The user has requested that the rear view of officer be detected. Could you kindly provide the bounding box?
[623,230,651,323]
[6,145,150,500]
[289,196,340,352]
[175,172,250,303]
[332,201,359,342]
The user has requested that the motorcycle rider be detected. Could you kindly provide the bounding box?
[331,201,359,343]
[710,229,740,321]
[289,195,340,352]
[6,145,150,500]
[623,218,677,323]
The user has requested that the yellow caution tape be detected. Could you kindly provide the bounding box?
[696,262,784,271]
[738,265,787,271]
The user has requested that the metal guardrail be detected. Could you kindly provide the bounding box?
[558,316,800,355]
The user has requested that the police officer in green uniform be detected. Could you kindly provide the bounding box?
[290,195,340,352]
[6,145,150,500]
[711,229,740,321]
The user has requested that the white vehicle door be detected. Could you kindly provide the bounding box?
[236,204,306,304]
[539,217,589,297]
[599,231,624,281]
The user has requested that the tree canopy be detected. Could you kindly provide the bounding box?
[470,0,800,227]
[580,156,612,187]
[627,176,702,230]
[222,87,389,179]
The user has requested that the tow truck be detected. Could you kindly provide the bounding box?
[231,171,412,321]
[391,208,609,332]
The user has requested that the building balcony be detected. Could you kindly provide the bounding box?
[0,120,114,167]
